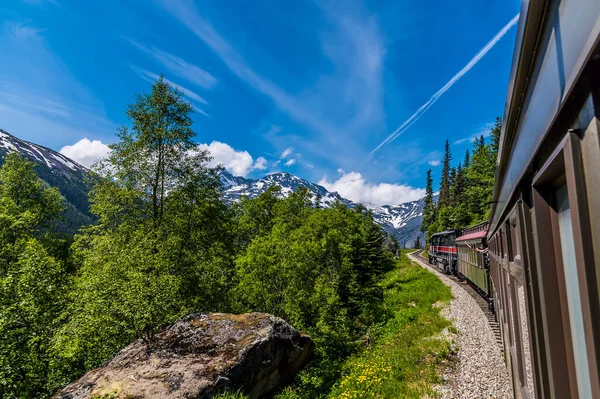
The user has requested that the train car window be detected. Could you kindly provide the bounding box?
[499,229,505,260]
[555,184,592,398]
[440,235,448,246]
[505,222,515,262]
[532,132,598,398]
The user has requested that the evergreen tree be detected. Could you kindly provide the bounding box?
[490,116,502,158]
[421,169,435,232]
[448,167,457,206]
[414,235,421,249]
[463,149,470,169]
[449,163,471,228]
[438,140,452,208]
[234,192,393,359]
[464,136,495,223]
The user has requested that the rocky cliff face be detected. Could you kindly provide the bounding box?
[55,313,314,399]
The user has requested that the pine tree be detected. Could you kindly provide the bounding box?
[490,116,502,158]
[438,139,452,208]
[414,235,421,249]
[465,135,495,223]
[448,167,457,206]
[463,149,470,169]
[450,164,462,207]
[421,169,436,232]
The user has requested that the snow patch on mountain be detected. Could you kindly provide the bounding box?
[0,129,88,176]
[221,170,425,245]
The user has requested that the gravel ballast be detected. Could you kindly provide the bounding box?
[408,253,513,399]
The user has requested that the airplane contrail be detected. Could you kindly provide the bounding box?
[360,13,520,168]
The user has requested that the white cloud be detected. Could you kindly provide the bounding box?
[453,122,493,145]
[198,141,268,177]
[253,156,267,170]
[155,0,381,169]
[285,159,296,166]
[280,147,293,158]
[428,160,440,166]
[319,170,425,206]
[130,66,209,117]
[0,21,116,145]
[125,38,217,89]
[362,13,519,166]
[60,138,111,167]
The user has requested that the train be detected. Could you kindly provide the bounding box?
[428,222,491,300]
[427,1,600,398]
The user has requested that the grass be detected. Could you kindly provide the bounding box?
[216,251,454,399]
[212,391,247,399]
[327,250,453,399]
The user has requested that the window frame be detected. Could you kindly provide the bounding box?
[531,131,599,398]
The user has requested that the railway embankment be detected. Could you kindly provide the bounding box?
[408,252,513,399]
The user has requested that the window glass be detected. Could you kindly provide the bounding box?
[556,185,592,398]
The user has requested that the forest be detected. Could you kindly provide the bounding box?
[0,78,406,398]
[420,118,501,240]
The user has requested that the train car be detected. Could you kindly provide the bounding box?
[487,1,600,398]
[455,222,491,299]
[428,229,461,274]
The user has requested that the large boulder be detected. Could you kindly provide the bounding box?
[55,312,314,399]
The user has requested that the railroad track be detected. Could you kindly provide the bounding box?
[411,250,504,352]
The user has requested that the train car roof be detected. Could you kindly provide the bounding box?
[456,230,487,243]
[488,0,600,237]
[430,230,458,238]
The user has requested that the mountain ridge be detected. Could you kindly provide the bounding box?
[220,170,426,245]
[0,129,425,244]
[0,129,94,234]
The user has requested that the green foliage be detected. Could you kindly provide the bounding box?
[234,189,394,360]
[490,116,502,158]
[212,391,248,399]
[0,141,96,236]
[423,117,502,237]
[0,153,68,399]
[0,78,408,398]
[421,169,435,233]
[464,134,495,224]
[50,77,236,387]
[327,251,453,399]
[437,140,452,208]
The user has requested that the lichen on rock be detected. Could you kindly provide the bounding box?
[54,312,314,399]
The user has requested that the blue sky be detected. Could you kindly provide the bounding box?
[0,0,520,205]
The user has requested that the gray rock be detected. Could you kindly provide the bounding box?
[54,312,314,399]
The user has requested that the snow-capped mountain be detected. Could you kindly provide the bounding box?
[0,129,88,175]
[0,129,94,233]
[0,128,426,244]
[221,170,425,245]
[366,198,427,246]
[221,171,353,208]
